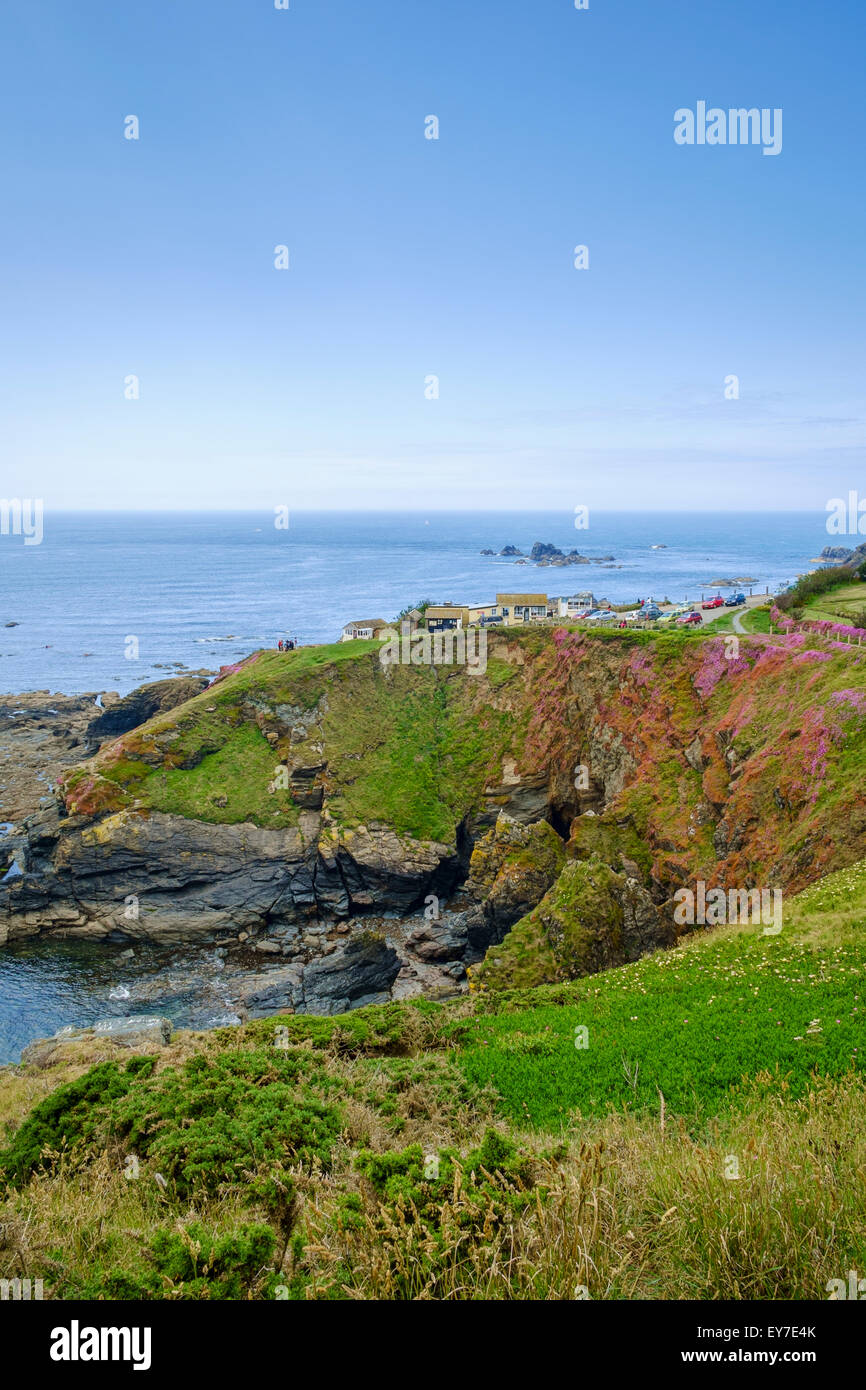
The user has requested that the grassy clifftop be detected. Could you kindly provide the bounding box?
[55,626,866,900]
[59,643,529,845]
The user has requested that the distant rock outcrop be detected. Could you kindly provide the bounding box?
[813,544,866,567]
[529,541,605,566]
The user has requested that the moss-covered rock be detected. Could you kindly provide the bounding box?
[567,811,653,881]
[465,815,567,930]
[474,855,674,990]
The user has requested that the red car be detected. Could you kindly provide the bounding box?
[677,610,703,626]
[702,596,724,610]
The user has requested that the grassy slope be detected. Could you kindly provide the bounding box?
[802,580,866,624]
[704,605,772,635]
[1,858,865,1300]
[458,872,863,1128]
[61,644,528,845]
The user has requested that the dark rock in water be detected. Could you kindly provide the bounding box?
[499,545,523,556]
[85,677,210,750]
[233,933,401,1019]
[812,543,866,568]
[302,934,400,1015]
[4,621,19,628]
[532,542,596,567]
[479,548,494,556]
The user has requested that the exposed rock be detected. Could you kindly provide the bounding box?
[530,541,564,561]
[20,1014,172,1066]
[464,815,567,934]
[85,677,210,750]
[301,933,401,1015]
[0,691,117,842]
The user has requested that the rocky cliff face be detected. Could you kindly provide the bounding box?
[2,630,866,1002]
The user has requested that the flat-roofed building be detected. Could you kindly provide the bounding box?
[553,591,595,618]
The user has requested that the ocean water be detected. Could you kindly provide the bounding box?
[0,938,241,1065]
[0,510,830,697]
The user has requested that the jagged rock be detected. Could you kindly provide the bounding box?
[684,735,705,773]
[475,856,674,990]
[464,815,567,933]
[301,934,401,1015]
[405,917,469,961]
[478,762,551,826]
[530,541,564,561]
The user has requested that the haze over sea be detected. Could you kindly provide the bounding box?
[0,510,832,697]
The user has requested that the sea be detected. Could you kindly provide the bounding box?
[0,508,834,1061]
[0,509,832,697]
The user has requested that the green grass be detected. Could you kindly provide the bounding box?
[3,860,866,1301]
[319,665,520,842]
[455,871,866,1129]
[742,605,771,633]
[700,604,770,635]
[140,723,300,827]
[802,581,866,625]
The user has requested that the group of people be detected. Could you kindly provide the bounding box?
[277,638,295,651]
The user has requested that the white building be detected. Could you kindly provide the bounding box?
[553,592,595,618]
[340,619,388,642]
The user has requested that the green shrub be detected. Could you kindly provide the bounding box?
[74,1222,280,1301]
[0,1058,155,1188]
[113,1050,342,1211]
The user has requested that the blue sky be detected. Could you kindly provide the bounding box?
[0,0,864,511]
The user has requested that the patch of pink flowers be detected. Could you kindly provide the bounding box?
[828,688,866,714]
[692,639,750,699]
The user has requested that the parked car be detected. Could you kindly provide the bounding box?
[702,596,724,609]
[641,604,661,620]
[724,593,746,607]
[677,610,703,626]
